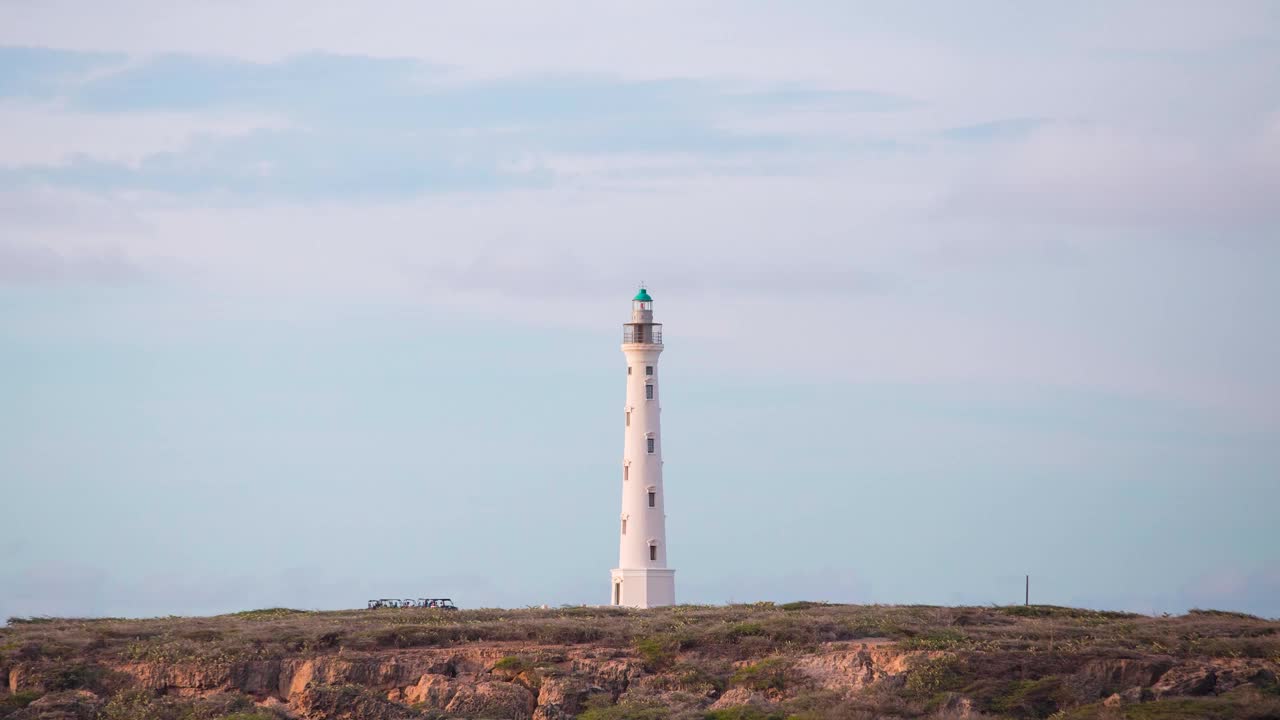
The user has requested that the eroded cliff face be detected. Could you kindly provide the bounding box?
[4,644,642,720]
[158,647,633,720]
[5,641,1277,720]
[4,606,1279,719]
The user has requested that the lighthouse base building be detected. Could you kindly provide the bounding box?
[611,287,676,609]
[611,568,675,608]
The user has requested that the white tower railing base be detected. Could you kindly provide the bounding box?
[610,568,675,609]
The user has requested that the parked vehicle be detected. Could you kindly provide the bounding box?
[366,597,458,610]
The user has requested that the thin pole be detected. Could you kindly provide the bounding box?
[1025,575,1029,606]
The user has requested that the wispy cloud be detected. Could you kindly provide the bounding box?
[0,49,917,198]
[941,117,1046,143]
[939,120,1280,226]
[1,2,1279,618]
[0,240,145,285]
[0,46,124,98]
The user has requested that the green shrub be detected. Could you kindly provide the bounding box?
[577,695,668,720]
[779,602,825,612]
[724,622,767,642]
[305,631,342,650]
[0,690,41,711]
[988,676,1066,718]
[903,656,965,697]
[999,605,1139,620]
[669,662,728,694]
[730,658,790,692]
[491,655,544,690]
[1193,636,1280,659]
[100,689,154,720]
[704,707,784,720]
[755,616,820,646]
[1058,691,1280,719]
[1187,608,1262,621]
[635,635,681,671]
[493,655,533,672]
[375,626,446,648]
[44,662,107,692]
[898,629,969,650]
[227,608,307,620]
[99,690,266,720]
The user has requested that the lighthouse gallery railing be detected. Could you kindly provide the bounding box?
[622,324,663,344]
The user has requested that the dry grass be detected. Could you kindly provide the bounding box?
[2,603,1277,667]
[3,603,1277,720]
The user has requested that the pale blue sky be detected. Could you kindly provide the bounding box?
[2,1,1278,618]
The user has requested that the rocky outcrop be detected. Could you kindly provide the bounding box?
[103,647,642,719]
[7,665,26,694]
[397,674,535,719]
[110,658,298,697]
[1150,663,1218,698]
[708,687,773,711]
[533,676,594,720]
[7,690,101,720]
[1144,658,1273,700]
[292,684,417,720]
[1061,656,1174,702]
[564,657,640,699]
[99,646,1280,715]
[278,651,487,698]
[793,641,935,692]
[440,681,536,719]
[5,637,1277,720]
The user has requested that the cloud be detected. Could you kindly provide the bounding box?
[0,188,164,286]
[0,240,146,286]
[1,4,1279,619]
[0,101,289,166]
[941,117,1046,143]
[0,14,1275,424]
[939,120,1280,226]
[404,253,888,301]
[0,48,919,199]
[0,3,957,84]
[1,36,1275,220]
[2,48,913,132]
[0,46,123,98]
[0,129,553,199]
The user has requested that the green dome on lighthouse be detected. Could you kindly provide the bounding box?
[633,288,652,302]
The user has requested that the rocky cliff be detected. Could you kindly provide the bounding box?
[2,604,1277,719]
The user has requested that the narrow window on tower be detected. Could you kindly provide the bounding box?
[628,366,632,375]
[650,544,657,561]
[621,518,627,535]
[624,464,629,481]
[647,437,655,454]
[625,410,630,427]
[648,491,656,507]
[645,384,654,400]
[645,366,653,376]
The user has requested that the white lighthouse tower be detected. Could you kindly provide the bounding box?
[611,287,676,608]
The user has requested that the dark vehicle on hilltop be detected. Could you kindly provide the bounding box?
[366,598,457,610]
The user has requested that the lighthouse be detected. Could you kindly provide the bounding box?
[611,287,676,608]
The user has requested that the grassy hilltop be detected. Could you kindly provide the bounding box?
[2,603,1278,719]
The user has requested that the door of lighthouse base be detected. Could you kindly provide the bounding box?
[613,582,621,606]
